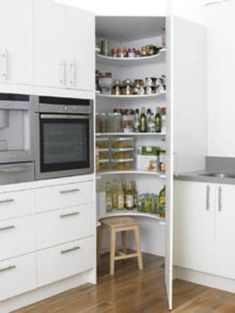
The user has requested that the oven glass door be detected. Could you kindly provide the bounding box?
[39,114,91,173]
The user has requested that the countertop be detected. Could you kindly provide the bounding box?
[174,170,235,185]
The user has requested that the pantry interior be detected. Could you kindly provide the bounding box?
[95,16,173,307]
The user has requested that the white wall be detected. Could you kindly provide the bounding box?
[206,0,235,157]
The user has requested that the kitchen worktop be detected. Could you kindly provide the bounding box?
[174,170,235,185]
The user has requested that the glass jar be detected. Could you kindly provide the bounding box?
[112,80,122,95]
[107,113,122,133]
[122,79,133,95]
[122,111,134,133]
[99,72,112,94]
[96,137,109,149]
[98,159,110,172]
[100,39,111,56]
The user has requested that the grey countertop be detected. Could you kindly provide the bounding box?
[174,170,235,185]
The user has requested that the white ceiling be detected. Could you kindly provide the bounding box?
[96,16,165,42]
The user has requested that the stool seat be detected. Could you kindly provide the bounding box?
[98,216,143,275]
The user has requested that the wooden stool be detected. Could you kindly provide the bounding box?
[98,217,143,275]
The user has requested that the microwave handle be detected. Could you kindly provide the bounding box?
[40,114,90,120]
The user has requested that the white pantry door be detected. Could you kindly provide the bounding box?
[169,15,207,310]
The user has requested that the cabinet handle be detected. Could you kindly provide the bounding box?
[59,60,65,86]
[218,186,222,212]
[2,49,8,80]
[60,211,80,218]
[69,61,76,87]
[60,246,80,254]
[0,265,16,273]
[60,188,80,194]
[0,225,15,232]
[206,185,210,210]
[0,198,14,204]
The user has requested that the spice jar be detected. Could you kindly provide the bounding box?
[112,80,122,95]
[122,79,133,95]
[140,46,147,56]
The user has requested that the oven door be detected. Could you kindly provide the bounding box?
[35,114,93,180]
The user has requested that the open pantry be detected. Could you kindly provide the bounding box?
[95,15,169,286]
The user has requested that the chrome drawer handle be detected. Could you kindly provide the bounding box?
[0,225,15,232]
[0,265,16,273]
[60,246,80,254]
[0,199,14,204]
[60,211,80,218]
[206,185,210,210]
[60,188,80,194]
[218,186,223,212]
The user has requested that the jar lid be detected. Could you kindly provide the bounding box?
[110,158,134,163]
[111,137,134,142]
[111,148,134,152]
[98,159,109,163]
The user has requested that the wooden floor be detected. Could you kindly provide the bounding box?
[14,253,235,313]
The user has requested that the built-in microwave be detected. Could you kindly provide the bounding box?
[34,96,94,180]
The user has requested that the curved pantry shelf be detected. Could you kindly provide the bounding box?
[96,49,166,66]
[98,210,166,224]
[96,132,166,137]
[96,171,166,179]
[96,91,166,100]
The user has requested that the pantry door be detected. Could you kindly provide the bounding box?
[168,15,207,311]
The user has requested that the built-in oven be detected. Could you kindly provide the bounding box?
[34,96,93,180]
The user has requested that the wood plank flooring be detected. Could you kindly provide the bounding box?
[14,253,235,313]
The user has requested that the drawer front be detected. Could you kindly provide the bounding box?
[0,190,35,220]
[0,216,36,260]
[0,253,37,301]
[36,203,95,249]
[35,181,94,213]
[37,237,95,287]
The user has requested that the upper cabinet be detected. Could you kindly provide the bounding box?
[0,0,33,85]
[34,0,95,92]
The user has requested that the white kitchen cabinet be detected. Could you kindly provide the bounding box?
[0,253,37,301]
[34,0,66,89]
[64,6,95,91]
[174,181,216,274]
[34,0,94,92]
[175,180,235,281]
[215,184,235,279]
[0,0,33,85]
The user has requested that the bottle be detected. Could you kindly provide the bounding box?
[132,180,138,209]
[117,183,125,210]
[158,185,166,218]
[112,180,118,209]
[140,107,147,132]
[126,181,134,210]
[106,182,112,212]
[155,107,162,133]
[147,109,152,132]
[134,109,140,132]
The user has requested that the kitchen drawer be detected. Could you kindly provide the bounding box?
[0,253,37,301]
[37,236,95,287]
[0,190,35,220]
[0,216,36,260]
[35,181,94,213]
[36,203,95,249]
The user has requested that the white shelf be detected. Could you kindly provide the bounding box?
[96,91,166,100]
[98,209,166,224]
[96,132,166,137]
[96,171,166,178]
[96,49,166,66]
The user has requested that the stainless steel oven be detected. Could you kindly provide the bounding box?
[34,96,93,180]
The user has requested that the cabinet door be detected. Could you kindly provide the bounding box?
[64,6,95,91]
[216,184,235,279]
[34,0,66,88]
[0,0,33,85]
[174,181,216,274]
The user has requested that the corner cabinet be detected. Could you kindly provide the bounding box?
[0,0,33,86]
[34,0,94,91]
[174,180,235,281]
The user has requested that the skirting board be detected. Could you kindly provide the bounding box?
[0,268,96,313]
[174,266,235,293]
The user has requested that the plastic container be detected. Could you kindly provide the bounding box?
[107,113,122,133]
[97,159,110,172]
[111,158,134,171]
[111,147,134,160]
[96,137,109,149]
[111,137,134,149]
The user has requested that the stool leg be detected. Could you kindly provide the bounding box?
[97,224,104,266]
[134,225,143,270]
[121,231,127,254]
[110,228,116,275]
